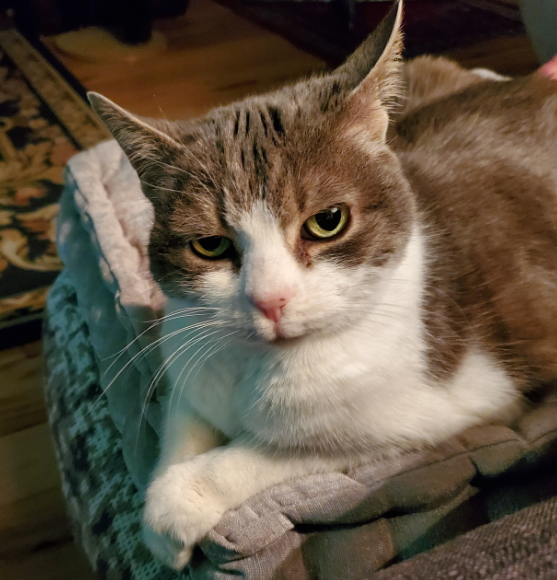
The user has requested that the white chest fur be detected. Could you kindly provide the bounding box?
[161,229,519,457]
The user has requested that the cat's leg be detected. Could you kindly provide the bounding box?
[143,409,226,569]
[144,439,361,570]
[156,407,227,470]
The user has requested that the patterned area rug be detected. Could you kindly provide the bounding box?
[0,29,110,346]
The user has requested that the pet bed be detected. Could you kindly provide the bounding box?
[44,140,557,579]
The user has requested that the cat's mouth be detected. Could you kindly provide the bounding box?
[241,321,309,347]
[240,332,303,348]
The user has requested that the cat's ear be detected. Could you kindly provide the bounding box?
[329,0,403,142]
[88,92,182,181]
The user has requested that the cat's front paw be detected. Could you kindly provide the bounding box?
[143,463,225,569]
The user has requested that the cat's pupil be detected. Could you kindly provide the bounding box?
[315,208,341,231]
[199,237,223,251]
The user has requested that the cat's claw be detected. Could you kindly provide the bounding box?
[143,462,226,569]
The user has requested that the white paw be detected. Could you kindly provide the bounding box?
[143,462,225,569]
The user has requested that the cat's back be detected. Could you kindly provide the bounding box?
[392,73,557,382]
[393,73,557,253]
[393,72,557,182]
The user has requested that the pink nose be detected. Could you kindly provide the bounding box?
[250,293,293,323]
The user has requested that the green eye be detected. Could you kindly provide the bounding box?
[304,206,349,239]
[190,236,232,259]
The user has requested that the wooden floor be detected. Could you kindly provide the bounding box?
[0,342,97,579]
[0,0,539,578]
[45,0,325,119]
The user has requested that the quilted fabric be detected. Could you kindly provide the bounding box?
[44,140,557,580]
[44,271,182,580]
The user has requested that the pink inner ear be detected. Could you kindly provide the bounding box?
[539,55,557,82]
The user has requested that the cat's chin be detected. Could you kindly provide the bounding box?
[244,322,345,349]
[268,334,307,348]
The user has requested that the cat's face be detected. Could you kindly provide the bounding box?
[89,1,411,344]
[149,103,414,342]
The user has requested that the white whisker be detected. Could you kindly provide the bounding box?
[92,319,225,411]
[134,327,232,454]
[169,331,238,425]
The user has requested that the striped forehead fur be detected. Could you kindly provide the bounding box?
[87,0,407,294]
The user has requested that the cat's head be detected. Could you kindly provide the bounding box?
[89,0,416,345]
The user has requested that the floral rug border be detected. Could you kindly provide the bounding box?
[0,29,110,337]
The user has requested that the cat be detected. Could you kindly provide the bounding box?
[88,0,557,569]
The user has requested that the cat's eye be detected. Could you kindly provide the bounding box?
[190,236,232,259]
[304,206,349,239]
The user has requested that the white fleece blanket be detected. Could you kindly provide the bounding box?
[57,139,166,488]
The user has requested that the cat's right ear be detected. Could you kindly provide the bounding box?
[327,0,403,143]
[88,92,182,182]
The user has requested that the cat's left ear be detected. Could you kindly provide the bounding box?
[88,92,182,184]
[333,0,403,142]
